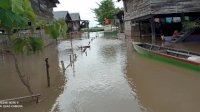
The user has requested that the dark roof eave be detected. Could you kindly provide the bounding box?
[66,20,89,22]
[52,0,60,4]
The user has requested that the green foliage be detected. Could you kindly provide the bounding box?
[0,8,16,31]
[57,18,68,38]
[93,0,120,25]
[183,21,196,30]
[35,20,47,28]
[0,0,35,32]
[45,19,68,39]
[13,36,43,54]
[12,0,24,14]
[62,23,68,37]
[0,0,11,10]
[22,0,36,22]
[0,0,41,54]
[29,37,43,52]
[45,21,61,39]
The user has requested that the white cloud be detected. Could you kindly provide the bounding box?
[53,0,123,27]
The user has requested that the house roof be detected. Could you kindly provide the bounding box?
[51,0,60,4]
[47,0,60,7]
[53,11,69,19]
[69,13,81,20]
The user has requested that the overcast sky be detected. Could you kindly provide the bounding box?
[53,0,123,27]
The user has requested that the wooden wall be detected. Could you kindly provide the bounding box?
[123,0,200,20]
[124,21,132,38]
[151,0,200,14]
[124,0,151,20]
[30,0,58,20]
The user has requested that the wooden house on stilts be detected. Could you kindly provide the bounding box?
[120,0,200,42]
[53,11,89,32]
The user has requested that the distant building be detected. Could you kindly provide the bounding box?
[53,11,69,20]
[69,13,81,31]
[53,11,89,32]
[120,0,200,42]
[53,11,73,32]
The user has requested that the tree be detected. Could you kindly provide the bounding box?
[0,0,42,94]
[93,0,120,25]
[1,1,67,95]
[0,0,36,33]
[45,18,68,42]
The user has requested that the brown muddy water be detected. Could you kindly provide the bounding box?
[53,32,144,112]
[126,41,200,112]
[0,32,200,112]
[52,32,200,112]
[0,43,64,112]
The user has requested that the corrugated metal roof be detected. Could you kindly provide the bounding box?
[69,13,80,20]
[53,11,69,19]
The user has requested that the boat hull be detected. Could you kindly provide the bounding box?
[132,42,200,71]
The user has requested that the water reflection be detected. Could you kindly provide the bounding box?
[55,32,143,112]
[126,41,200,112]
[0,44,63,112]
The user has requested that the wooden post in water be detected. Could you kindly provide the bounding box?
[80,46,82,51]
[73,54,76,60]
[139,21,142,41]
[181,13,185,30]
[61,60,65,74]
[61,61,65,70]
[0,49,4,62]
[45,58,50,87]
[69,55,72,63]
[150,16,156,43]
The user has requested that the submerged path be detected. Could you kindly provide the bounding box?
[54,32,200,112]
[56,32,143,112]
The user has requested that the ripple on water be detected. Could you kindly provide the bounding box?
[56,33,144,112]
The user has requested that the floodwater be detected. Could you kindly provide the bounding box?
[0,32,200,112]
[53,32,200,112]
[0,43,64,112]
[54,32,144,112]
[126,41,200,112]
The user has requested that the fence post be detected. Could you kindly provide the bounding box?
[45,58,50,87]
[69,55,72,63]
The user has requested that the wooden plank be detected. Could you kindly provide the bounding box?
[0,94,41,103]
